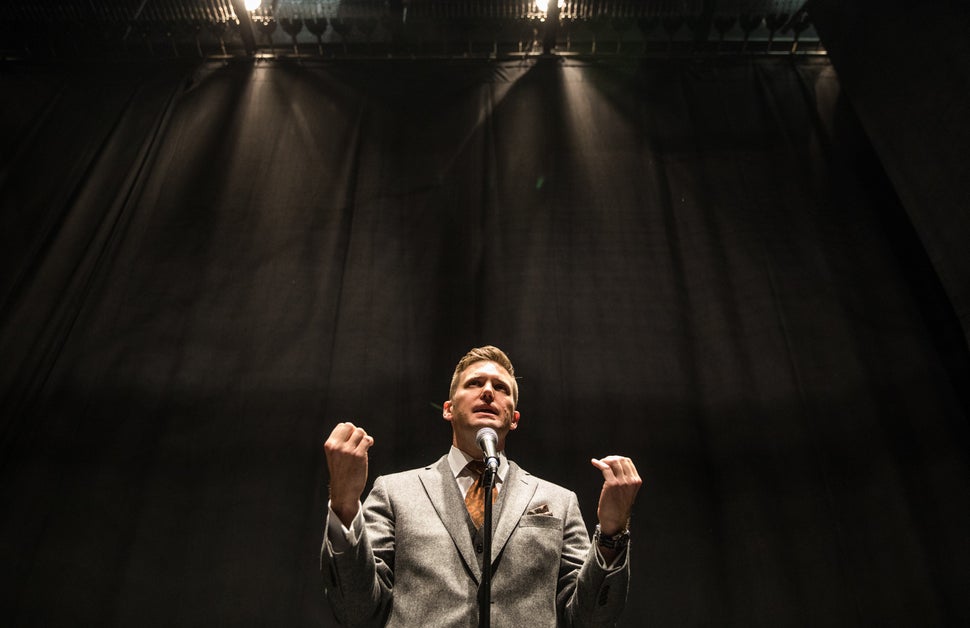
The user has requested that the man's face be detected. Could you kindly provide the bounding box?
[443,360,520,456]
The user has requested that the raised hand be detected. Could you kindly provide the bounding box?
[590,455,642,536]
[324,422,375,526]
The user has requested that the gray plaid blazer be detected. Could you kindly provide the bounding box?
[321,455,630,627]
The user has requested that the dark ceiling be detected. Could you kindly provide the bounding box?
[0,0,818,60]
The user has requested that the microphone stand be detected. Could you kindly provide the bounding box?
[479,464,497,628]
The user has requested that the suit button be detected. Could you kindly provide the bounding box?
[476,543,483,554]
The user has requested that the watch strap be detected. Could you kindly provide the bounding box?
[594,524,630,550]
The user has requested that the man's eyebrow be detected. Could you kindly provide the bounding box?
[464,371,510,383]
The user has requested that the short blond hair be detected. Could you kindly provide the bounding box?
[449,345,518,406]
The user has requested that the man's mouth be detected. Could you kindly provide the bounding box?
[473,406,498,415]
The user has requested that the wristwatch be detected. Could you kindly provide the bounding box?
[594,524,630,551]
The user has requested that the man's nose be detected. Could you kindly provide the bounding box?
[480,385,493,400]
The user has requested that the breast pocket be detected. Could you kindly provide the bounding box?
[496,514,566,596]
[517,514,563,529]
[512,514,564,565]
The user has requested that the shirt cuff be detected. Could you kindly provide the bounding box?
[593,542,628,570]
[326,501,364,551]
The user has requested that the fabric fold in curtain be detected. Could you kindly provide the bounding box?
[1,56,967,627]
[810,0,970,347]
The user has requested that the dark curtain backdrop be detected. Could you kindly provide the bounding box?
[1,54,968,627]
[810,0,970,347]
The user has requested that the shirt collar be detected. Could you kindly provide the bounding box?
[448,445,508,483]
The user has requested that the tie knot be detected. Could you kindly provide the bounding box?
[465,460,487,476]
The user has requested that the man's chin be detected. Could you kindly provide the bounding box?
[471,415,504,429]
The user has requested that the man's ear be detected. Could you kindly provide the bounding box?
[442,400,453,422]
[509,410,520,430]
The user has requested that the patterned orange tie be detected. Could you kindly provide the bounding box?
[464,460,497,529]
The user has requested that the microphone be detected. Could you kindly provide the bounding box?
[476,427,500,472]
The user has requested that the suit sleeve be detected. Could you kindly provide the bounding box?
[557,492,631,627]
[320,476,396,627]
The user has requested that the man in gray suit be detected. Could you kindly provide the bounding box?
[321,346,642,627]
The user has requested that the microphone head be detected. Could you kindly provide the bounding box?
[476,427,498,448]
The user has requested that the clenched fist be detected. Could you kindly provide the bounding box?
[324,422,375,527]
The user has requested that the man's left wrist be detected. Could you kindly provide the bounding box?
[594,524,630,551]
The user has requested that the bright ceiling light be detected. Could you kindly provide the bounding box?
[535,0,565,12]
[245,0,261,11]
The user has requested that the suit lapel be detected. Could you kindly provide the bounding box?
[491,461,538,565]
[419,456,482,583]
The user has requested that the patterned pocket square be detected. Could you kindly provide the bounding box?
[527,504,553,516]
